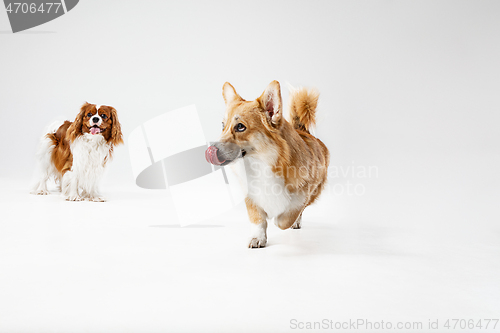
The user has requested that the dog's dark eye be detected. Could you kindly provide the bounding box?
[235,123,246,132]
[87,113,92,117]
[102,114,107,119]
[222,122,225,131]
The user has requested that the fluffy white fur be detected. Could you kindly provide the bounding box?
[62,134,111,201]
[245,156,292,219]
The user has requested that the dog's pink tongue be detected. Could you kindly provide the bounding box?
[205,146,223,165]
[90,127,101,135]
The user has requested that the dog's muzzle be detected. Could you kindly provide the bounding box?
[205,146,225,166]
[205,143,244,166]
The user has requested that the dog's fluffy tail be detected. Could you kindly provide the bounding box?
[287,84,319,133]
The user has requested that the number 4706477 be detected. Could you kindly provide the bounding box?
[444,319,498,330]
[6,3,62,14]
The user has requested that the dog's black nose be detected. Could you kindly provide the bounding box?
[92,117,99,123]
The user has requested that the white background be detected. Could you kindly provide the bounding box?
[0,1,499,332]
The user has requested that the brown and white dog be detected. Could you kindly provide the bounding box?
[205,81,329,248]
[31,102,123,201]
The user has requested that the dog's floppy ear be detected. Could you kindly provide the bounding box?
[258,80,282,128]
[222,82,243,105]
[67,102,90,142]
[108,107,123,146]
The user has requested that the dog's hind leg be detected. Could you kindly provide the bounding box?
[276,208,304,230]
[31,166,51,195]
[290,212,303,229]
[55,175,62,192]
[30,134,57,195]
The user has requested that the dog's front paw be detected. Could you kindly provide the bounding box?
[248,221,268,248]
[65,195,82,201]
[248,236,267,248]
[89,196,106,202]
[31,190,49,195]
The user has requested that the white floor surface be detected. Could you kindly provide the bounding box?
[0,178,499,333]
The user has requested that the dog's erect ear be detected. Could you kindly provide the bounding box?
[258,81,282,127]
[67,102,90,142]
[108,107,123,146]
[222,82,243,105]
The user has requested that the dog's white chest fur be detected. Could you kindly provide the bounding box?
[71,134,111,170]
[69,133,111,195]
[243,157,303,219]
